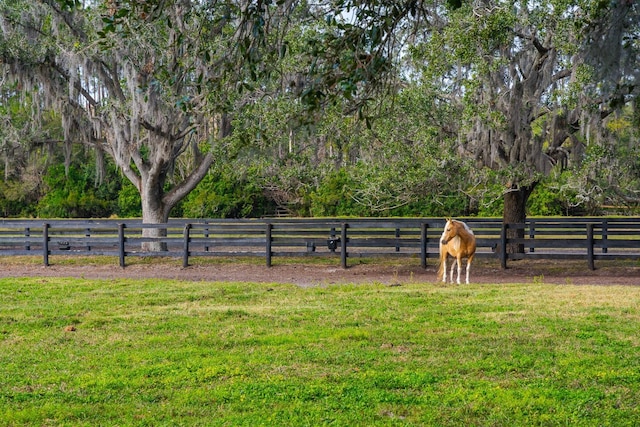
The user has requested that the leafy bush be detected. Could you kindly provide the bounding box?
[117,180,142,217]
[0,179,39,217]
[37,164,119,218]
[307,166,474,218]
[182,167,272,218]
[527,185,565,216]
[308,169,369,217]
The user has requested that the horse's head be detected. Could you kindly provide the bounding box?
[440,218,457,245]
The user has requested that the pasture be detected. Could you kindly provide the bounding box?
[1,276,640,426]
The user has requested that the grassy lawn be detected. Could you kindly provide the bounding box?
[1,277,639,426]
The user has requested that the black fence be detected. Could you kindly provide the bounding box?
[0,217,638,270]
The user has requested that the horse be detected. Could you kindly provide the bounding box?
[437,218,477,284]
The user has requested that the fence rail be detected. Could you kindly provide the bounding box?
[0,218,638,270]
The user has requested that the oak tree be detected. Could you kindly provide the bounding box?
[0,0,290,246]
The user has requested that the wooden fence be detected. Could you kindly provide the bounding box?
[0,218,638,270]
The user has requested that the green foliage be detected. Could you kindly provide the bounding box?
[472,171,582,217]
[471,167,611,217]
[1,0,638,221]
[475,184,505,217]
[2,277,640,425]
[116,180,142,218]
[37,163,120,218]
[528,185,566,216]
[308,168,366,217]
[182,166,272,218]
[0,179,38,217]
[391,194,470,217]
[307,165,474,218]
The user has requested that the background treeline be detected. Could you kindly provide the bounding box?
[0,1,639,221]
[2,87,638,219]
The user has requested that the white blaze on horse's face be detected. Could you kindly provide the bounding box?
[440,220,454,245]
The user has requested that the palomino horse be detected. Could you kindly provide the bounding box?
[438,218,477,284]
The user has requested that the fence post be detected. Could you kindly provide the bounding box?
[500,223,508,269]
[265,223,273,267]
[204,220,210,252]
[118,223,126,268]
[587,223,595,271]
[340,223,348,269]
[85,228,91,251]
[183,223,191,268]
[395,228,400,252]
[601,218,608,254]
[529,220,535,252]
[420,223,428,269]
[43,223,49,266]
[25,227,30,251]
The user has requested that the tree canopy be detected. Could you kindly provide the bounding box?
[0,0,638,222]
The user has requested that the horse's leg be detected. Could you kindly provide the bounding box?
[441,255,447,283]
[465,254,475,284]
[449,260,456,283]
[455,256,462,284]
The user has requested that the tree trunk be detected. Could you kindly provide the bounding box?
[503,183,536,254]
[141,182,171,252]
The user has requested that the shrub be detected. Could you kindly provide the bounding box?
[37,164,118,218]
[182,168,271,218]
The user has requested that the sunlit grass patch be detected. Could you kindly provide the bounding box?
[1,278,640,425]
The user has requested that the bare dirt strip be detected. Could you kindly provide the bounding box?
[0,257,638,287]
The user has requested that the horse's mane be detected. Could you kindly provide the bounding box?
[452,219,474,236]
[460,221,474,235]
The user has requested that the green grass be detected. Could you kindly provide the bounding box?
[1,277,640,426]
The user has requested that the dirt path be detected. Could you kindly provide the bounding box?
[1,257,638,286]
